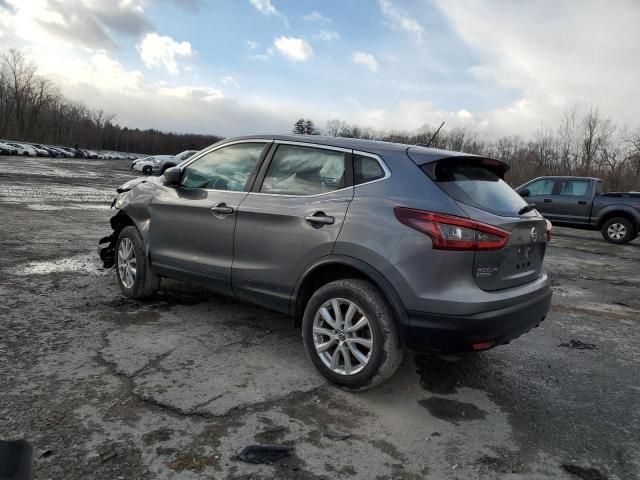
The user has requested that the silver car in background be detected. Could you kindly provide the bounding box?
[100,135,552,390]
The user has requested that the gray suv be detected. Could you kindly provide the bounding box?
[99,135,552,390]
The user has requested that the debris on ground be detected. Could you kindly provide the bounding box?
[100,451,117,463]
[324,428,351,441]
[559,340,597,350]
[37,449,53,459]
[237,444,291,464]
[562,463,608,480]
[0,439,33,477]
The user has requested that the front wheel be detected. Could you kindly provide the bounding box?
[601,217,635,244]
[302,279,403,391]
[116,226,160,298]
[142,165,152,175]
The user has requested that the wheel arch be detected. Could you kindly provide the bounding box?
[596,206,640,230]
[290,256,409,344]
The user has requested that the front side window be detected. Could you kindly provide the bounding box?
[261,145,346,195]
[181,143,266,191]
[354,154,385,185]
[558,180,589,197]
[526,179,555,196]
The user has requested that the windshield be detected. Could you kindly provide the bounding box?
[429,160,528,216]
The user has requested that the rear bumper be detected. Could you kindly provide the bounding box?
[404,287,552,353]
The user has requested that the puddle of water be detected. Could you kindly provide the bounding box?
[26,203,112,211]
[9,253,109,276]
[418,397,488,424]
[0,183,115,203]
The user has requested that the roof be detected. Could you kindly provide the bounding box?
[224,134,479,162]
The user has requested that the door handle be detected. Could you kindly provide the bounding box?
[578,200,587,205]
[305,212,335,226]
[543,199,552,203]
[211,203,234,216]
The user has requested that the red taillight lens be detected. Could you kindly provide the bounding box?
[393,207,510,251]
[545,219,553,242]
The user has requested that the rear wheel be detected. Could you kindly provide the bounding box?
[302,279,403,391]
[116,226,159,298]
[602,217,635,244]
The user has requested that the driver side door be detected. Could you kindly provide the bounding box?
[149,141,270,295]
[519,178,556,219]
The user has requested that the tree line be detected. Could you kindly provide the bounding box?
[0,49,222,154]
[298,110,640,191]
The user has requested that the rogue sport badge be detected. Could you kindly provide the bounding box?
[530,227,538,243]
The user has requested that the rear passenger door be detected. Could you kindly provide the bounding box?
[232,142,354,312]
[553,179,592,225]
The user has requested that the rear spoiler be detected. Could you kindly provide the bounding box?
[407,146,510,180]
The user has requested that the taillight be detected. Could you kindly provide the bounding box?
[545,219,552,242]
[393,207,510,251]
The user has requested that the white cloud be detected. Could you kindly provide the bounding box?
[273,36,313,62]
[313,30,340,41]
[247,40,259,50]
[249,0,289,27]
[352,52,378,72]
[249,0,277,16]
[378,0,426,43]
[303,10,331,23]
[433,0,640,134]
[1,0,151,51]
[158,86,224,102]
[221,75,240,88]
[136,33,194,74]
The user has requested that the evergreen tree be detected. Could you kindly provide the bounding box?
[293,118,306,134]
[304,119,317,135]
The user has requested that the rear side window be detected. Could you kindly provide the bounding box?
[354,154,385,184]
[261,145,346,195]
[558,179,589,197]
[595,181,603,195]
[429,160,527,216]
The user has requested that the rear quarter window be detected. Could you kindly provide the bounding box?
[428,160,528,216]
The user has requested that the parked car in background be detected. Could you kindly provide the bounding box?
[27,144,51,156]
[100,135,552,390]
[517,176,640,244]
[174,149,199,164]
[132,155,175,175]
[8,143,37,156]
[0,142,18,155]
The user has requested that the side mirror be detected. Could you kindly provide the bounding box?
[519,188,530,197]
[163,166,182,187]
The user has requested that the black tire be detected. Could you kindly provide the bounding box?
[302,279,403,391]
[601,217,635,244]
[115,226,160,298]
[142,165,152,175]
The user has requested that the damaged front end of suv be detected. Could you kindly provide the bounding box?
[98,176,161,268]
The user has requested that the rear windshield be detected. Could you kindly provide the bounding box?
[427,160,528,216]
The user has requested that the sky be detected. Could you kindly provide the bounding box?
[0,0,638,138]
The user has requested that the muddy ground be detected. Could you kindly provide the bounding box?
[0,156,639,480]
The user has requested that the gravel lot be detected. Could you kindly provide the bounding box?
[1,156,639,480]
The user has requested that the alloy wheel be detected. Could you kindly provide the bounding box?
[312,298,373,375]
[117,238,137,289]
[607,223,627,240]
